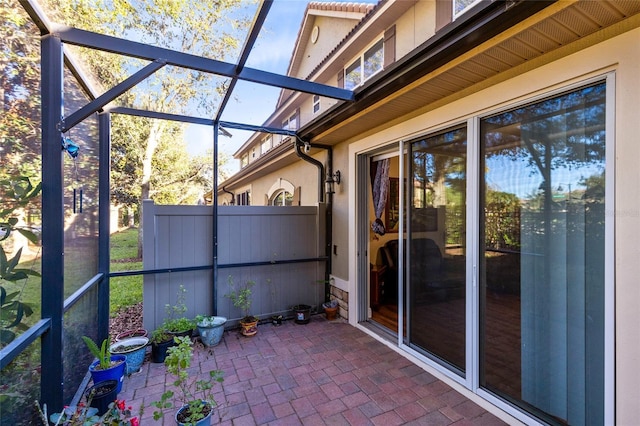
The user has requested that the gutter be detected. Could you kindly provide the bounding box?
[299,0,556,141]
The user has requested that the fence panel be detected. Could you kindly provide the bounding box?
[142,201,325,330]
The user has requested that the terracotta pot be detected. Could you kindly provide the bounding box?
[324,305,338,320]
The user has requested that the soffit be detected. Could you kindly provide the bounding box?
[303,0,640,145]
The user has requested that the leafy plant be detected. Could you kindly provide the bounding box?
[225,276,256,322]
[36,398,140,426]
[195,315,219,328]
[161,284,195,333]
[0,176,41,347]
[82,336,112,370]
[149,328,172,345]
[150,336,223,423]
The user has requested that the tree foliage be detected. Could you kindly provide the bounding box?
[40,0,250,254]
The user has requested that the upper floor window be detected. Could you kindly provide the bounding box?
[261,135,272,155]
[313,95,321,114]
[344,39,384,90]
[241,154,248,168]
[454,0,481,18]
[282,111,298,131]
[251,147,257,159]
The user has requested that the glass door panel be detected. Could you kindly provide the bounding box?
[479,82,606,424]
[407,127,467,373]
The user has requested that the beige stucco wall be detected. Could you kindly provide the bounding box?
[342,24,640,424]
[394,0,436,58]
[245,153,327,207]
[296,14,363,79]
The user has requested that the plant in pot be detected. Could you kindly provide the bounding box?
[322,299,339,320]
[225,276,257,337]
[110,335,149,375]
[163,285,196,338]
[150,328,175,363]
[82,336,126,393]
[151,336,223,426]
[195,315,227,347]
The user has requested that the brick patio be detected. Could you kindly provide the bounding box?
[119,316,508,425]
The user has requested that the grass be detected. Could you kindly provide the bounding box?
[109,228,143,316]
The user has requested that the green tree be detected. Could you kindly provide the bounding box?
[45,0,252,255]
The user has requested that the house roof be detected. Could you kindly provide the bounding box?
[278,1,379,107]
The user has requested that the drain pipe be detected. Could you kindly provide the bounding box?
[294,140,325,203]
[294,139,333,304]
[222,186,235,205]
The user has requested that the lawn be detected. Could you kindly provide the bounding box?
[109,228,143,316]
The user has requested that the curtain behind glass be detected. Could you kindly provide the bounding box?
[480,82,606,425]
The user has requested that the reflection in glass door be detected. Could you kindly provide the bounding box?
[406,127,467,373]
[479,82,606,424]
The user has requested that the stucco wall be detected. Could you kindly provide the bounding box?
[348,23,640,425]
[394,0,436,58]
[344,23,640,423]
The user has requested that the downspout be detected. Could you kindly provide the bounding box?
[222,186,235,205]
[294,139,333,304]
[294,140,325,203]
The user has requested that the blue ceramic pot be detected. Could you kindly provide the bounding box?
[89,354,126,393]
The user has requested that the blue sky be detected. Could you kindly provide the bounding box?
[185,1,311,174]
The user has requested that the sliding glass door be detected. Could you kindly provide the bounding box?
[406,127,467,373]
[479,82,606,424]
[364,80,609,424]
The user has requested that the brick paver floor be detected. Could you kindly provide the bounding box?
[118,316,508,425]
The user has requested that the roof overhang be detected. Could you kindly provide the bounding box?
[299,0,640,145]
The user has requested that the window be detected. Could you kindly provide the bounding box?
[271,190,293,206]
[251,147,257,159]
[236,190,251,206]
[344,39,384,90]
[261,135,272,155]
[241,154,248,168]
[282,111,299,131]
[363,39,384,80]
[313,95,320,114]
[454,0,481,18]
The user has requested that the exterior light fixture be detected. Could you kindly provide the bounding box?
[326,170,341,194]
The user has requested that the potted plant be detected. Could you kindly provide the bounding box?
[150,328,175,363]
[83,379,118,416]
[292,304,312,324]
[225,276,257,337]
[195,315,227,347]
[163,285,196,338]
[322,299,339,320]
[151,336,223,425]
[115,328,148,341]
[110,335,149,375]
[82,336,126,393]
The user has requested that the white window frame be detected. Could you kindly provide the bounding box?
[241,153,248,168]
[282,111,298,131]
[261,135,272,155]
[313,95,321,114]
[344,38,384,90]
[453,0,482,19]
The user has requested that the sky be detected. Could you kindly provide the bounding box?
[184,0,311,175]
